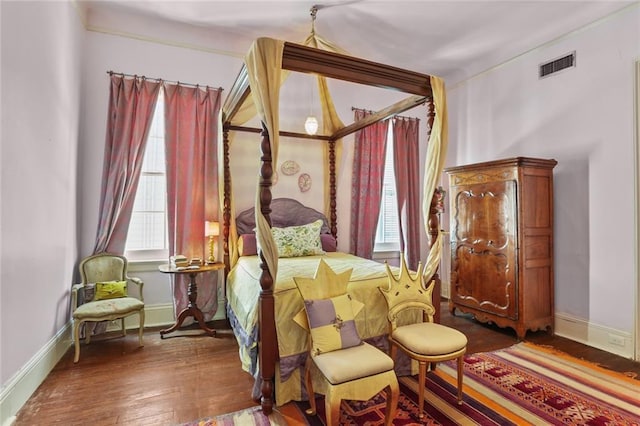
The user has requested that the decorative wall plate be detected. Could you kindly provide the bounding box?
[281,160,300,176]
[298,173,312,192]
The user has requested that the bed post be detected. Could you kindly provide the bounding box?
[425,98,442,323]
[328,139,338,239]
[223,125,231,274]
[258,122,276,415]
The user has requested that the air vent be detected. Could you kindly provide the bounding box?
[539,52,576,79]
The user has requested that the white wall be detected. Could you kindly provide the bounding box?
[1,0,83,416]
[447,6,640,357]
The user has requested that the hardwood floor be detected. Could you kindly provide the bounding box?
[13,305,639,425]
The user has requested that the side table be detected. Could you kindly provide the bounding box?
[158,262,224,338]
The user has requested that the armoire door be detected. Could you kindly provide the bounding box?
[450,179,518,320]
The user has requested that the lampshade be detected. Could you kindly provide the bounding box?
[205,221,220,237]
[304,115,318,135]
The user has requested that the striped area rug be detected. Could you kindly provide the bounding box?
[182,342,639,425]
[295,342,639,425]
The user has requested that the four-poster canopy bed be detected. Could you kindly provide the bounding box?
[219,37,448,414]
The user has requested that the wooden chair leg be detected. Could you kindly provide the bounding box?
[121,318,126,337]
[417,361,427,418]
[325,391,341,426]
[138,310,145,347]
[456,355,464,405]
[73,320,82,363]
[389,341,397,359]
[304,360,317,416]
[384,380,399,426]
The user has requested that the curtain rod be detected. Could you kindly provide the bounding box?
[351,106,419,122]
[107,71,223,91]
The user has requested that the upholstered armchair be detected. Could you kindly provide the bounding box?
[71,253,145,363]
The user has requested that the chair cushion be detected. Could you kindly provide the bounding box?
[73,297,144,319]
[313,342,394,385]
[392,322,467,355]
[94,280,127,300]
[304,293,361,355]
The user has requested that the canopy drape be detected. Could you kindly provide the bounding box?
[222,34,348,270]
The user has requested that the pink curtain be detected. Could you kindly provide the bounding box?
[350,108,389,259]
[164,83,222,324]
[393,117,421,270]
[93,75,161,254]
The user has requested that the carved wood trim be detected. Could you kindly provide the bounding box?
[282,42,432,96]
[226,124,332,141]
[332,95,427,140]
[258,123,275,415]
[328,139,337,239]
[223,127,231,276]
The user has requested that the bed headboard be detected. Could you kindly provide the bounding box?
[236,198,331,235]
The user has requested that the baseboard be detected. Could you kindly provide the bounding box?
[0,323,72,426]
[113,303,174,331]
[114,299,225,331]
[440,280,451,299]
[0,302,225,426]
[555,312,633,359]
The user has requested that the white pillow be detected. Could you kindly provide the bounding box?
[272,219,325,258]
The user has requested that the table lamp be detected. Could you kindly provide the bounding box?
[205,221,220,264]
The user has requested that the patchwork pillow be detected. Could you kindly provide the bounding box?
[272,219,325,258]
[94,280,127,301]
[304,293,362,355]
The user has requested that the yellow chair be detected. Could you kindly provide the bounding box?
[294,259,399,426]
[380,256,468,417]
[71,253,145,363]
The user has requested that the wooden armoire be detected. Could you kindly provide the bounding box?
[445,157,557,339]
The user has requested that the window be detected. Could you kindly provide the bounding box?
[374,124,400,252]
[124,91,168,260]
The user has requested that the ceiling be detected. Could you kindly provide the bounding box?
[78,1,636,83]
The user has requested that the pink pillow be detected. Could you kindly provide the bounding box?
[238,234,258,256]
[238,233,337,256]
[320,234,337,252]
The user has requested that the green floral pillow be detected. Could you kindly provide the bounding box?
[272,219,325,258]
[304,293,362,355]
